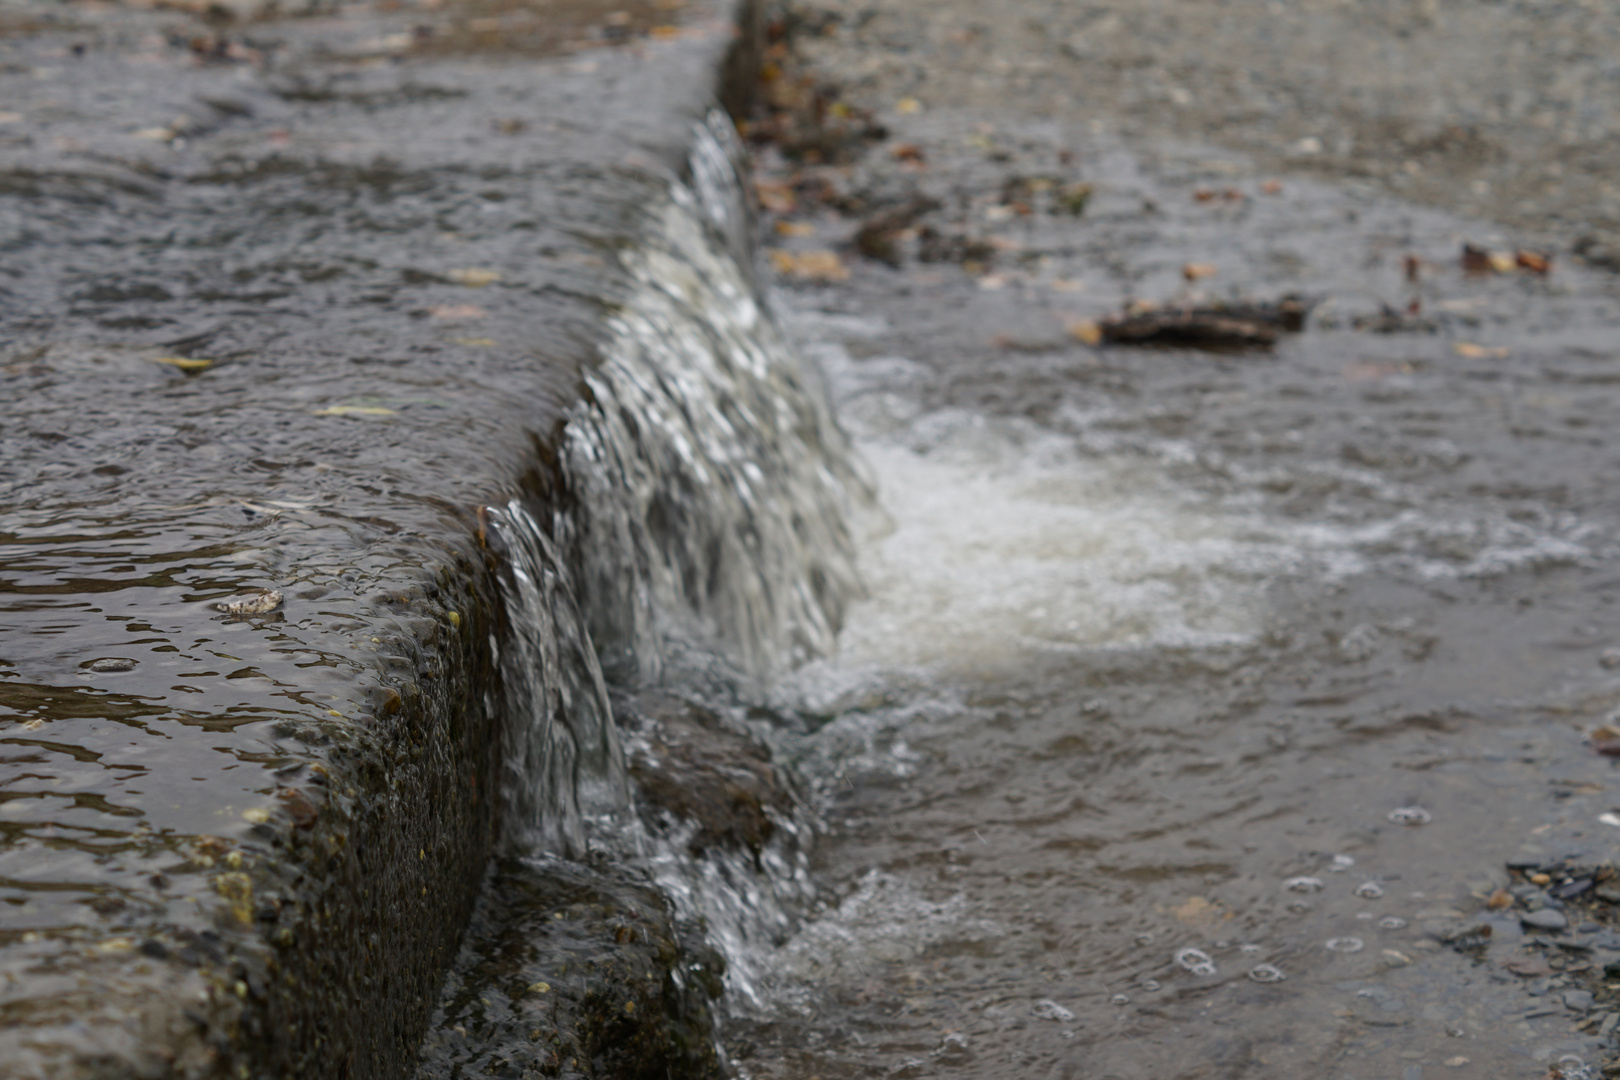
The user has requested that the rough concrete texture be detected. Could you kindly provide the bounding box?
[0,1,759,1075]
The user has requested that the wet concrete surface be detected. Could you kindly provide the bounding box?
[720,3,1620,1077]
[0,1,755,1074]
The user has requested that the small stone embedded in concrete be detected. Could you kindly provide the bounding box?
[1032,999,1075,1022]
[1565,989,1595,1013]
[1521,908,1569,931]
[216,589,284,615]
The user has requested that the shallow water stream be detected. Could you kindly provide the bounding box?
[711,100,1620,1080]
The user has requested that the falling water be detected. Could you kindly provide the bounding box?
[465,114,868,1028]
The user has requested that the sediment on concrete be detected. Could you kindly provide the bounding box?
[0,2,763,1076]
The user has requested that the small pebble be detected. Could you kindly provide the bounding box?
[1388,806,1432,825]
[1444,1057,1469,1068]
[87,657,137,672]
[1032,998,1075,1022]
[1565,989,1595,1013]
[1521,908,1569,931]
[1600,647,1620,669]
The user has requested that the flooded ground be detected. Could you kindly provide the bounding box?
[715,2,1620,1078]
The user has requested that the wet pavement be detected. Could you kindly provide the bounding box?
[715,3,1620,1078]
[0,1,757,1074]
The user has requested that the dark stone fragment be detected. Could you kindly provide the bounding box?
[1552,878,1593,900]
[619,691,801,863]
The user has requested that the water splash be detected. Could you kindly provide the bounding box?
[558,158,866,689]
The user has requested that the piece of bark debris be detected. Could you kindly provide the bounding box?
[854,196,941,267]
[1094,296,1312,350]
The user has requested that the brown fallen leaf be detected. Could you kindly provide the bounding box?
[1462,243,1515,274]
[774,221,816,237]
[1515,249,1552,274]
[768,249,849,282]
[1260,179,1283,195]
[1486,888,1513,910]
[891,142,926,163]
[755,180,796,214]
[1452,342,1508,359]
[1182,262,1218,281]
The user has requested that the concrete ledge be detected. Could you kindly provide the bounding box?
[0,1,761,1075]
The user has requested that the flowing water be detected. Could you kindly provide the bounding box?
[10,2,1620,1078]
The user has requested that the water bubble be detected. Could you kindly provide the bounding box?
[1325,937,1365,953]
[1354,881,1385,899]
[1387,806,1432,825]
[1378,917,1407,930]
[1032,999,1075,1022]
[1110,993,1130,1005]
[1329,854,1356,872]
[1552,1055,1592,1080]
[1247,964,1286,983]
[1284,876,1324,893]
[1140,979,1161,991]
[1239,943,1261,953]
[1175,947,1217,976]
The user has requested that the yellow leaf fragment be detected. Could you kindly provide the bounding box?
[429,303,487,320]
[452,337,497,346]
[242,808,271,824]
[896,97,922,114]
[153,356,214,372]
[1182,262,1218,281]
[1068,319,1103,346]
[529,982,551,994]
[1452,342,1508,360]
[447,268,502,287]
[774,221,816,237]
[767,249,849,282]
[214,872,254,926]
[312,405,398,417]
